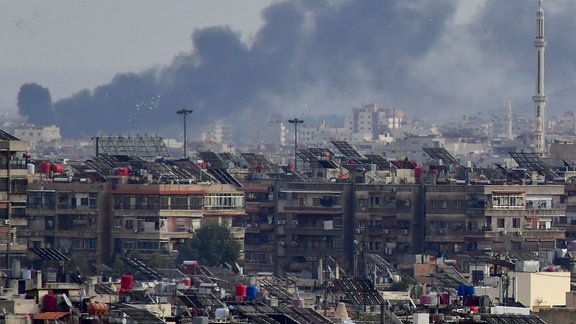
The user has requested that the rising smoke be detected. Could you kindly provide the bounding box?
[17,0,576,139]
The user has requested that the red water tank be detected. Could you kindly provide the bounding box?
[40,162,51,174]
[120,274,134,292]
[183,278,192,287]
[235,284,247,297]
[116,167,129,176]
[43,293,57,311]
[88,302,108,315]
[414,165,423,178]
[440,292,450,305]
[53,164,64,173]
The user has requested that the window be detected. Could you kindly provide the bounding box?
[492,193,524,209]
[190,195,203,209]
[512,218,520,228]
[171,195,188,210]
[125,220,134,230]
[89,193,97,209]
[370,196,380,207]
[497,218,505,228]
[27,191,55,209]
[160,196,169,209]
[114,217,123,229]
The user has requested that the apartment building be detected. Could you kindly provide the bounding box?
[242,180,276,274]
[110,182,245,261]
[25,181,108,270]
[0,130,30,269]
[425,184,566,254]
[23,153,246,273]
[275,182,353,275]
[354,183,423,265]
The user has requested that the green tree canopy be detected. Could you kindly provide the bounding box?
[177,224,241,267]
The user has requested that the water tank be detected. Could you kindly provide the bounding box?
[27,163,35,175]
[43,294,57,311]
[392,274,401,284]
[116,167,129,176]
[291,296,304,308]
[53,164,64,173]
[440,292,450,305]
[214,308,230,319]
[429,292,438,306]
[411,285,421,299]
[419,295,431,305]
[21,270,32,280]
[88,302,108,315]
[246,286,257,299]
[414,165,423,178]
[235,284,247,297]
[121,274,134,292]
[40,162,51,174]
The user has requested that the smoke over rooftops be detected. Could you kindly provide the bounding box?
[17,0,576,139]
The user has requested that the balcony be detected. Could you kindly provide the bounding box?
[281,226,342,236]
[282,206,343,214]
[0,240,27,252]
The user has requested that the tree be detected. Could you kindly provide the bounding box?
[178,224,241,267]
[17,83,54,124]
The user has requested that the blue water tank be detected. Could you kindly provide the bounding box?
[246,286,258,299]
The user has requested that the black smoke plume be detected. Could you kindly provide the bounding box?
[17,0,576,140]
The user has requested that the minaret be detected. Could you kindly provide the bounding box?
[533,0,547,156]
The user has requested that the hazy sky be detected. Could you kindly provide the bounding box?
[0,0,273,112]
[6,0,576,137]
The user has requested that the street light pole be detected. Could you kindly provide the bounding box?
[176,109,193,159]
[288,118,304,170]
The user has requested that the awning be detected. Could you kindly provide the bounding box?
[34,312,69,320]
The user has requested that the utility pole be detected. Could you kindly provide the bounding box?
[288,118,304,170]
[176,109,193,159]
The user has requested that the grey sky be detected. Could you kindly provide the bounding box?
[0,0,273,111]
[4,0,576,128]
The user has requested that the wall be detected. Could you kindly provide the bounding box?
[538,308,576,324]
[515,271,570,311]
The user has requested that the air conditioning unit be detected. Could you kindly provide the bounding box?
[501,230,507,235]
[291,241,298,247]
[292,220,298,225]
[3,220,9,225]
[525,223,532,229]
[133,228,139,233]
[383,229,389,235]
[254,223,259,227]
[438,228,445,234]
[278,241,285,246]
[403,229,409,235]
[516,231,522,236]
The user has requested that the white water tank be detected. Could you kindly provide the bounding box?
[214,308,229,319]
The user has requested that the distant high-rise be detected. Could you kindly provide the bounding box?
[533,0,547,156]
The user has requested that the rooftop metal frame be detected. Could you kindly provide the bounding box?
[95,135,170,160]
